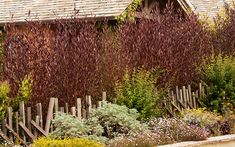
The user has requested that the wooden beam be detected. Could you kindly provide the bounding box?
[31,120,47,136]
[19,122,36,140]
[0,130,11,144]
[5,124,26,145]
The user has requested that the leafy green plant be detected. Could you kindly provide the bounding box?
[115,68,164,120]
[87,102,147,139]
[9,74,33,110]
[200,55,235,114]
[0,81,10,119]
[32,137,104,147]
[115,0,142,22]
[16,74,32,102]
[0,74,32,118]
[181,108,222,136]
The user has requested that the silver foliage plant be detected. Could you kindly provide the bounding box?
[49,101,147,143]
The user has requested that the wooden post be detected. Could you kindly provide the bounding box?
[188,85,192,99]
[59,107,64,113]
[179,89,185,110]
[199,83,202,98]
[36,103,43,128]
[15,112,19,135]
[188,85,192,107]
[27,107,32,132]
[182,86,187,107]
[8,107,13,141]
[195,90,199,108]
[82,108,86,119]
[186,89,191,108]
[86,96,92,116]
[34,115,40,138]
[71,107,76,116]
[65,103,69,114]
[176,86,180,108]
[19,102,26,142]
[192,92,196,108]
[54,98,58,114]
[77,98,82,120]
[97,101,102,108]
[102,92,106,101]
[202,85,205,97]
[45,98,55,134]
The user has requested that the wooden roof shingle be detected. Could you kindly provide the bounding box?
[0,0,132,24]
[178,0,234,20]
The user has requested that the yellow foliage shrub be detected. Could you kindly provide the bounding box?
[32,137,104,147]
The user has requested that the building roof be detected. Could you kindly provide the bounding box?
[178,0,234,20]
[0,0,132,24]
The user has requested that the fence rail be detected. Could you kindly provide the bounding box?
[0,84,205,145]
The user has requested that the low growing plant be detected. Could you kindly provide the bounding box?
[149,118,208,142]
[220,105,235,134]
[115,68,165,120]
[181,108,222,136]
[108,132,173,147]
[32,137,104,147]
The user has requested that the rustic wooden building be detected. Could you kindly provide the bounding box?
[0,0,233,27]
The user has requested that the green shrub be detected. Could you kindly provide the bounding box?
[115,68,164,120]
[181,108,221,136]
[87,102,147,139]
[200,55,235,114]
[32,137,104,147]
[0,81,10,119]
[16,74,32,103]
[0,75,32,119]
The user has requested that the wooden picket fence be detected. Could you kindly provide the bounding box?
[164,83,205,116]
[0,92,107,146]
[0,84,206,145]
